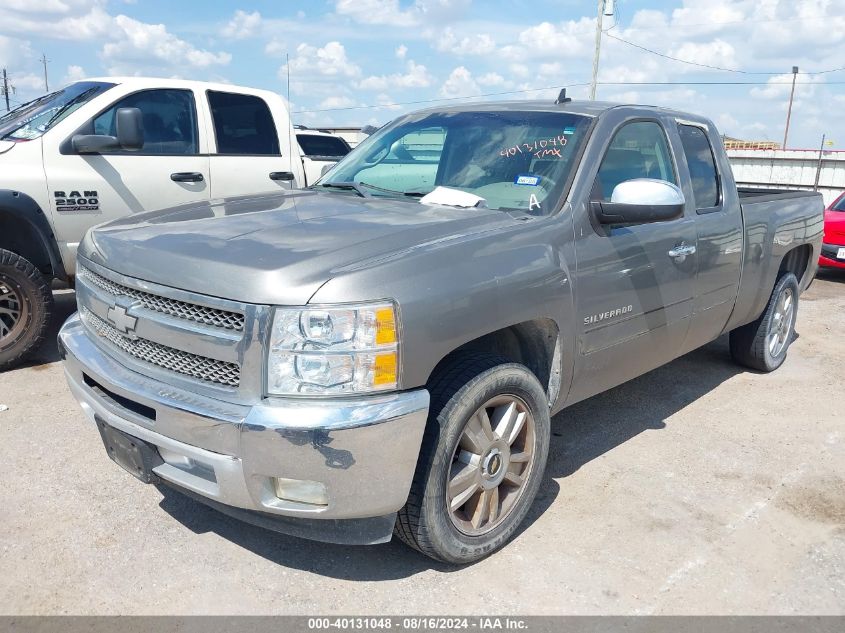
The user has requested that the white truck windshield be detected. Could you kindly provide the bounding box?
[0,81,114,141]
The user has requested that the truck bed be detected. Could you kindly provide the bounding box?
[728,187,824,330]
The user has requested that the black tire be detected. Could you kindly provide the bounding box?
[395,352,550,564]
[0,249,53,371]
[729,272,799,372]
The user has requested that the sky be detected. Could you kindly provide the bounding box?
[1,0,844,148]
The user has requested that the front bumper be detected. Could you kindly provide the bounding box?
[59,313,430,545]
[819,242,845,269]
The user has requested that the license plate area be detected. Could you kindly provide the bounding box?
[96,417,163,483]
[837,247,845,260]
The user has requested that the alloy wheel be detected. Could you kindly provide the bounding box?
[768,286,794,357]
[446,394,537,536]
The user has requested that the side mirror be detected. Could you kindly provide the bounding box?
[592,179,685,225]
[115,107,144,151]
[71,107,144,154]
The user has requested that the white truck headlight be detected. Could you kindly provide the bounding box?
[267,302,399,395]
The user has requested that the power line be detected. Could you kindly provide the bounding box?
[604,32,845,76]
[293,83,591,113]
[293,80,845,114]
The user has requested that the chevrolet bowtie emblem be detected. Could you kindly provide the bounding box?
[106,304,138,335]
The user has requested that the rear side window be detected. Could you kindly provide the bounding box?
[679,124,720,209]
[92,89,198,155]
[208,91,280,155]
[592,121,676,201]
[297,134,350,157]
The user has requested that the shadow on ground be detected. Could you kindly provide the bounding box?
[816,268,845,284]
[157,334,743,580]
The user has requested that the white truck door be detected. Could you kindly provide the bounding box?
[205,90,301,198]
[43,87,211,263]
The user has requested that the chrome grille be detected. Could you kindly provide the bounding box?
[77,265,245,332]
[80,307,241,387]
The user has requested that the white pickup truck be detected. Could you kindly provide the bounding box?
[0,76,304,369]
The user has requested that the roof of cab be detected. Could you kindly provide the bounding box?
[409,99,710,124]
[81,76,282,99]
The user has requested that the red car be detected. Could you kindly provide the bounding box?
[820,191,845,269]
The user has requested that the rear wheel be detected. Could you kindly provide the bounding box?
[730,272,799,372]
[0,249,53,371]
[395,353,550,564]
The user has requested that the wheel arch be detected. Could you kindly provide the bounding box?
[426,318,563,409]
[0,190,67,281]
[778,243,811,288]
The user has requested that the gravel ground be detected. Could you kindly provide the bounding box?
[1,272,843,615]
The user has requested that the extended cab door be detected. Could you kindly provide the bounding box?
[567,116,697,404]
[43,87,211,257]
[205,90,301,198]
[673,121,743,352]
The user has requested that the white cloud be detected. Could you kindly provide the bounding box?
[477,72,507,87]
[283,42,361,80]
[221,10,262,40]
[334,0,418,26]
[0,3,231,77]
[439,66,480,98]
[265,39,286,57]
[0,35,33,68]
[395,44,408,59]
[102,15,231,75]
[333,0,470,26]
[359,60,433,91]
[0,2,114,41]
[62,65,88,85]
[432,27,495,55]
[670,39,737,71]
[319,95,357,109]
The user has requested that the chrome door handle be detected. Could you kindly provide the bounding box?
[668,243,696,263]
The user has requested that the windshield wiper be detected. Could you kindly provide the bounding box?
[318,181,371,198]
[41,87,98,133]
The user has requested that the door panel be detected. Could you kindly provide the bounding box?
[568,118,697,404]
[43,88,210,251]
[206,90,295,198]
[674,123,743,351]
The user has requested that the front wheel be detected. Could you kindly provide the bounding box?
[395,353,550,564]
[0,249,53,371]
[730,272,799,372]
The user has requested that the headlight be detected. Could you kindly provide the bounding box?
[267,302,399,395]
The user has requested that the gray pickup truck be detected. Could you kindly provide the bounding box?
[59,99,823,564]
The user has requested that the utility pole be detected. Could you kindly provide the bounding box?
[2,69,12,112]
[39,53,49,92]
[814,135,834,191]
[782,65,798,150]
[589,0,606,101]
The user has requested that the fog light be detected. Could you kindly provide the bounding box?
[273,477,329,506]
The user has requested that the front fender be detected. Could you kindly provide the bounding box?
[308,215,577,398]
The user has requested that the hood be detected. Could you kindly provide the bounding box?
[824,208,845,244]
[82,190,519,305]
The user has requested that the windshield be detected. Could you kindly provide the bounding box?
[298,133,350,157]
[0,81,114,141]
[832,195,845,212]
[320,109,592,215]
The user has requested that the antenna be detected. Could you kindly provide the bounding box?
[555,88,571,105]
